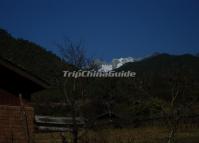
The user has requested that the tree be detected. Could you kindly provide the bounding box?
[57,39,88,69]
[57,39,97,143]
[135,68,197,143]
[159,73,196,143]
[59,78,85,143]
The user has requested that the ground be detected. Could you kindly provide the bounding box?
[34,125,199,143]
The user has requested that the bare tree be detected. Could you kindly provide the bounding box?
[134,70,197,143]
[160,75,196,143]
[57,39,97,143]
[59,78,85,143]
[57,39,88,69]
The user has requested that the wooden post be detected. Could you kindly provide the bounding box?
[19,94,31,143]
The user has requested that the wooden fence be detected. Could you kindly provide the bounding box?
[35,115,85,132]
[0,105,34,143]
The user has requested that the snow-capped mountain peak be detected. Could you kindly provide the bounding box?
[98,57,135,72]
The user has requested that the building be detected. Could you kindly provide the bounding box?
[0,57,48,143]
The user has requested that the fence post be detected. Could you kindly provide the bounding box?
[19,94,31,143]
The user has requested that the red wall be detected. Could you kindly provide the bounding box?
[0,89,30,106]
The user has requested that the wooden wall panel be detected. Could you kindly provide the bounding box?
[0,105,34,143]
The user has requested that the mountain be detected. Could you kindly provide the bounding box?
[116,53,199,100]
[118,53,199,75]
[0,28,74,85]
[98,57,135,72]
[112,57,135,69]
[1,28,198,119]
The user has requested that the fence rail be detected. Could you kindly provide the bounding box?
[35,115,85,132]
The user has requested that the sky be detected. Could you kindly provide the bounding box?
[0,0,199,61]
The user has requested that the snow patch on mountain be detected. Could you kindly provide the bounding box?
[99,64,113,72]
[98,57,135,72]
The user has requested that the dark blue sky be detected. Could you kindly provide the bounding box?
[0,0,199,61]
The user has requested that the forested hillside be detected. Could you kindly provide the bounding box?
[0,28,74,85]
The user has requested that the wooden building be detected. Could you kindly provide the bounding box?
[0,57,48,143]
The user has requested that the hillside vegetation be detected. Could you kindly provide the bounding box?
[0,28,74,85]
[0,28,198,127]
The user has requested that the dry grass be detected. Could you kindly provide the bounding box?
[34,126,199,143]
